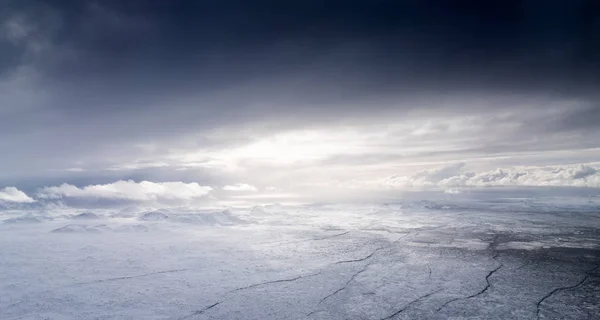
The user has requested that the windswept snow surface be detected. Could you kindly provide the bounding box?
[1,195,599,319]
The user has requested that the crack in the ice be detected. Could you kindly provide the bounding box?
[535,264,600,319]
[435,296,462,313]
[308,237,403,316]
[179,272,322,319]
[317,261,375,305]
[183,232,411,319]
[309,232,416,317]
[230,272,321,293]
[73,268,188,285]
[465,264,502,299]
[332,232,410,265]
[334,230,412,264]
[307,263,373,317]
[436,253,502,313]
[177,302,221,320]
[334,247,385,265]
[380,288,442,320]
[313,231,350,240]
[179,234,408,319]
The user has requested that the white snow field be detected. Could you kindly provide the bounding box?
[1,196,599,320]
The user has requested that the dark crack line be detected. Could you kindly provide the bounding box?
[230,272,320,293]
[380,288,442,320]
[465,264,502,299]
[436,256,503,313]
[307,261,375,317]
[177,302,221,320]
[177,272,322,319]
[180,233,407,319]
[435,296,462,313]
[184,231,412,319]
[332,231,409,265]
[428,266,432,279]
[313,231,350,240]
[179,272,322,319]
[309,235,403,316]
[334,246,386,265]
[535,264,600,319]
[318,261,374,305]
[309,232,415,317]
[72,268,188,285]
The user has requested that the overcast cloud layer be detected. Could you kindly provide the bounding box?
[1,0,600,206]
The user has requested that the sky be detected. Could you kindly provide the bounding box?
[1,0,600,207]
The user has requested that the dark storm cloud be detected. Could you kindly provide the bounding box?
[5,0,600,94]
[4,1,599,118]
[1,0,600,185]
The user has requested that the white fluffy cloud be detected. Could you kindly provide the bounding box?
[384,163,600,189]
[37,180,212,202]
[0,187,35,203]
[222,183,258,192]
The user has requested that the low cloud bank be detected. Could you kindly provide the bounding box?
[3,162,600,210]
[223,183,258,192]
[37,180,213,202]
[385,163,600,189]
[0,187,35,203]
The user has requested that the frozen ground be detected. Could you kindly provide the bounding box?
[1,196,599,319]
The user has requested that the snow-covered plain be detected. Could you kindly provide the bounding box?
[1,195,599,319]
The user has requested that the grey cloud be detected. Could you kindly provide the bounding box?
[1,0,599,195]
[384,163,600,189]
[543,104,600,134]
[0,186,35,203]
[222,184,258,192]
[35,180,213,208]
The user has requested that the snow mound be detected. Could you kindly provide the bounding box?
[51,224,110,233]
[71,212,101,220]
[249,204,285,216]
[249,205,269,215]
[113,224,149,233]
[3,215,46,224]
[414,200,454,210]
[136,208,247,226]
[171,210,248,226]
[113,206,148,218]
[51,223,148,233]
[138,210,169,221]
